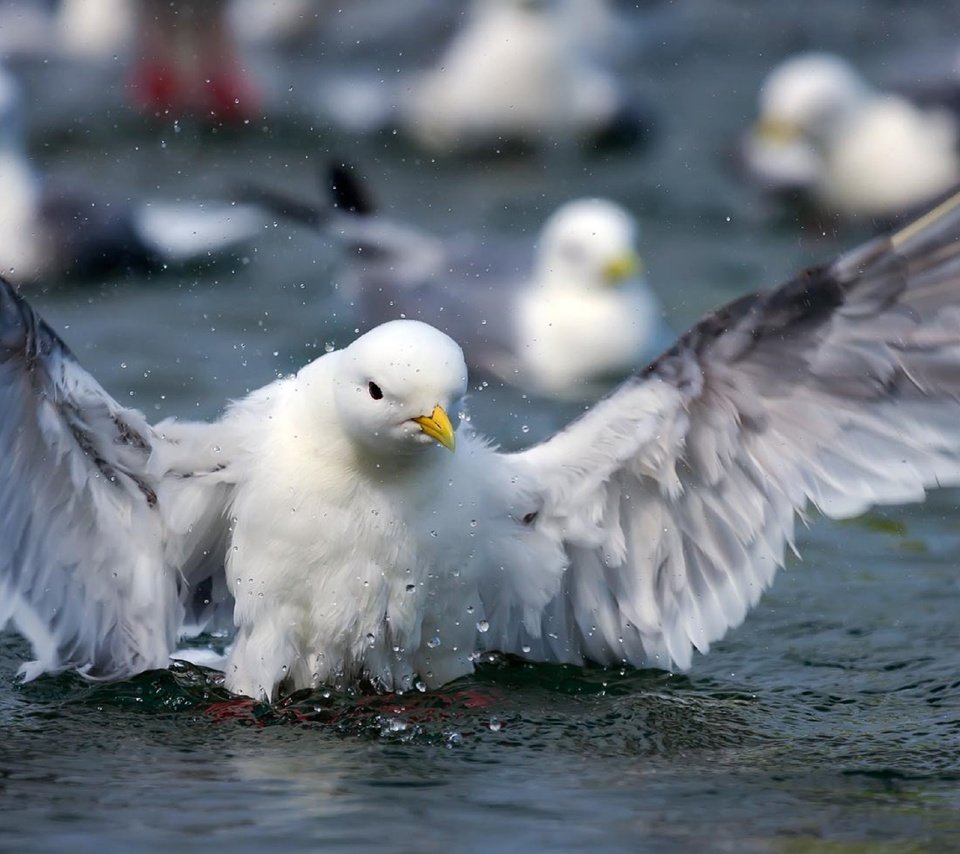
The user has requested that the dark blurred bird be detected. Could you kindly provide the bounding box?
[0,65,264,283]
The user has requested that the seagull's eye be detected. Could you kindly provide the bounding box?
[368,381,383,400]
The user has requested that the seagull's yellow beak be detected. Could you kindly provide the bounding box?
[603,251,643,285]
[754,116,801,145]
[413,405,456,452]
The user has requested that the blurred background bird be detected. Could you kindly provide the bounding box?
[741,52,960,223]
[318,0,654,155]
[243,165,668,400]
[0,59,264,282]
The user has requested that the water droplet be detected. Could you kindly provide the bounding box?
[488,717,502,732]
[466,604,474,614]
[427,636,441,648]
[405,583,416,592]
[521,644,531,654]
[366,633,376,646]
[476,620,489,633]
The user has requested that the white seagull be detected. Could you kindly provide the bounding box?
[403,0,629,152]
[319,0,649,153]
[4,193,960,701]
[743,52,960,220]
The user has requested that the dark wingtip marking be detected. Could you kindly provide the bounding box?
[0,274,78,371]
[328,162,375,216]
[136,479,158,508]
[112,413,150,452]
[641,262,844,381]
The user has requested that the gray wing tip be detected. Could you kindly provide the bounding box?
[653,187,960,384]
[890,186,960,253]
[0,275,79,369]
[0,275,28,354]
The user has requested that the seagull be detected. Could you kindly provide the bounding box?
[4,191,960,702]
[742,52,960,220]
[319,0,651,154]
[246,166,668,400]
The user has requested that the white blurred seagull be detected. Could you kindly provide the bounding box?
[4,192,960,701]
[320,0,650,154]
[743,52,960,220]
[248,167,668,400]
[336,196,666,400]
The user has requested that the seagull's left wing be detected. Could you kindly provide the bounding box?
[487,192,960,671]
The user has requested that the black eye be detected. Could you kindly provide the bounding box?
[368,381,383,400]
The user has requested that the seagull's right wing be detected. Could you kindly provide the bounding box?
[491,191,960,672]
[0,279,235,681]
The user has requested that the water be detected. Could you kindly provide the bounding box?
[4,1,960,850]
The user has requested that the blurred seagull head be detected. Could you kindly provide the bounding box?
[537,198,643,291]
[755,53,870,147]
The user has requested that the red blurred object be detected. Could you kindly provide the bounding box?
[128,0,260,124]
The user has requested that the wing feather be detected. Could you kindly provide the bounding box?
[494,190,960,672]
[0,279,233,680]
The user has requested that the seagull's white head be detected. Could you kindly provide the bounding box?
[536,198,642,291]
[755,53,869,146]
[333,320,468,457]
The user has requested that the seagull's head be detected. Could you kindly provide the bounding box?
[754,52,868,148]
[537,198,643,292]
[333,320,468,457]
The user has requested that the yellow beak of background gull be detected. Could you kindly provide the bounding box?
[754,116,802,145]
[603,251,642,285]
[413,405,456,451]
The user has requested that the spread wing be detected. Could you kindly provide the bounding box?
[0,278,235,681]
[487,191,960,671]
